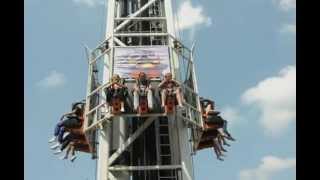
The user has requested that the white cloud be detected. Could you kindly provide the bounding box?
[175,1,212,31]
[280,24,296,35]
[72,0,105,7]
[239,156,296,180]
[241,65,296,136]
[36,70,66,88]
[274,0,296,11]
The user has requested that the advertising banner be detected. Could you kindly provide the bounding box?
[113,46,171,79]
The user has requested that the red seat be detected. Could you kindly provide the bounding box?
[203,123,219,131]
[196,127,219,150]
[197,139,214,150]
[165,96,175,113]
[111,97,121,114]
[139,97,148,114]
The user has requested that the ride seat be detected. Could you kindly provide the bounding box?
[197,129,219,150]
[197,139,214,150]
[111,97,122,114]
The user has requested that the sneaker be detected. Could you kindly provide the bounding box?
[48,136,57,143]
[53,149,62,155]
[227,136,236,141]
[70,155,77,162]
[217,157,224,161]
[59,155,67,160]
[223,142,231,147]
[50,143,61,150]
[221,148,228,152]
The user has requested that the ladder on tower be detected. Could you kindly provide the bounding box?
[157,117,177,180]
[149,1,161,17]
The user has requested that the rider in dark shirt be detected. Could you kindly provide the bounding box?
[105,74,128,112]
[200,97,235,141]
[49,101,85,149]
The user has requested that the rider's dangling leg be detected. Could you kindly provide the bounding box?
[133,90,139,112]
[161,89,167,108]
[119,88,125,112]
[212,138,224,161]
[222,120,236,141]
[175,87,184,107]
[69,143,77,162]
[147,89,153,110]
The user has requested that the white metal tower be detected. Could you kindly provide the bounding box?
[82,1,204,180]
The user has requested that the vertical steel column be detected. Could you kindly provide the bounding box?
[164,0,195,179]
[95,0,197,180]
[96,0,115,180]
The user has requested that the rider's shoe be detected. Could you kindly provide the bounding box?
[221,147,228,152]
[59,155,68,160]
[217,157,224,161]
[48,136,57,143]
[70,155,77,162]
[223,142,231,147]
[50,143,61,150]
[227,135,236,141]
[53,149,62,155]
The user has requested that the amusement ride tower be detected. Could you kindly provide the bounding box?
[82,1,204,180]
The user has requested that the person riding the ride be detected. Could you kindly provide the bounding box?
[105,74,128,112]
[133,72,153,112]
[200,97,235,141]
[49,101,85,149]
[158,72,184,109]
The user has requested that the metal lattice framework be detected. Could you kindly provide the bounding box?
[82,1,204,180]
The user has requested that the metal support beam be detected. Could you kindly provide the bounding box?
[96,125,111,180]
[115,17,166,21]
[114,33,168,37]
[108,117,156,165]
[84,116,110,132]
[182,162,193,180]
[84,112,170,133]
[109,165,182,171]
[114,37,127,47]
[108,172,117,180]
[114,0,158,32]
[90,48,111,65]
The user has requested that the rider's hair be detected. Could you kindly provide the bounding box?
[111,74,121,83]
[165,72,172,77]
[138,72,146,77]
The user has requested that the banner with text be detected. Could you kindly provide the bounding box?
[113,47,171,79]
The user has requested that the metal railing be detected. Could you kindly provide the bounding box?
[83,34,203,133]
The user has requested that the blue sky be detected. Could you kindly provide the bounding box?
[25,0,296,180]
